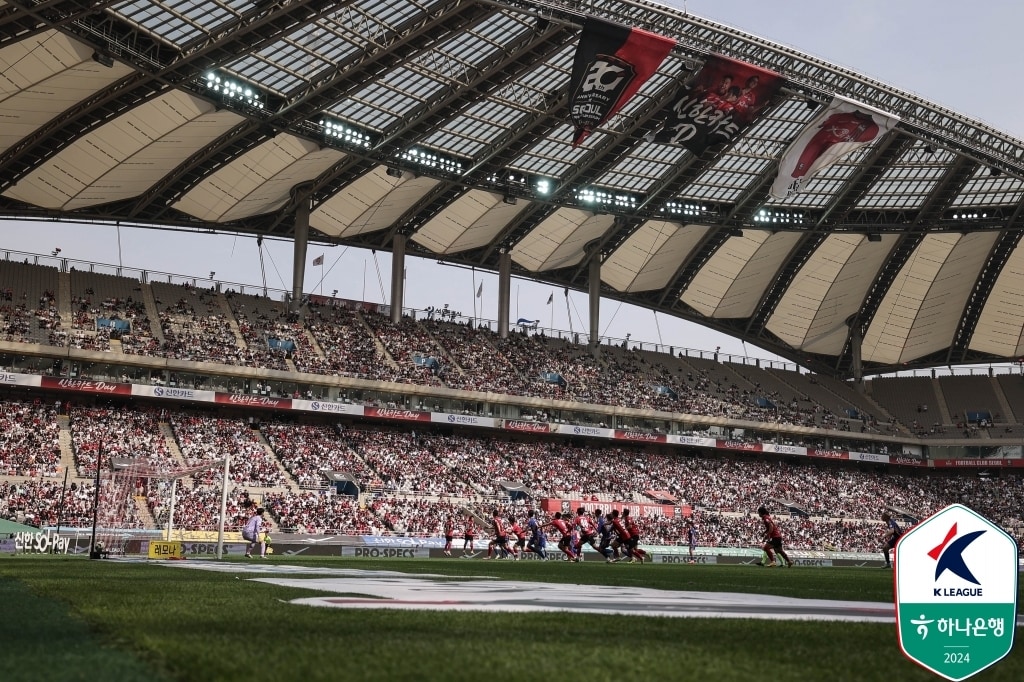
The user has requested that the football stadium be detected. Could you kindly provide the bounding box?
[0,0,1022,680]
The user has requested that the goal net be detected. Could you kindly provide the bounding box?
[92,458,224,557]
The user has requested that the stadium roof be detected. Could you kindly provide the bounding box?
[2,0,1024,378]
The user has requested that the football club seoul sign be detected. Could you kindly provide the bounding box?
[895,504,1018,680]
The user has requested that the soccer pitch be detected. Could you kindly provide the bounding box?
[0,555,1020,682]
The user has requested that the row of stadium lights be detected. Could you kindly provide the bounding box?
[205,73,264,109]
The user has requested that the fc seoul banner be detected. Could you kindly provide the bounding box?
[568,16,675,146]
[770,95,898,199]
[647,55,781,154]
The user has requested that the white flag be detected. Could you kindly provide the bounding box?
[771,96,899,200]
[311,254,324,266]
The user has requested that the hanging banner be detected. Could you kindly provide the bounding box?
[647,54,782,153]
[568,16,676,146]
[771,95,899,199]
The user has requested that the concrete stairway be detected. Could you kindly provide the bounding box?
[139,281,165,343]
[56,414,78,477]
[133,495,159,530]
[57,270,72,329]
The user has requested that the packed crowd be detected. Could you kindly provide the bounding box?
[169,413,284,488]
[0,401,61,478]
[68,406,174,476]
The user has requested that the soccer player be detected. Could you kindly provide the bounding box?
[525,510,548,560]
[486,508,510,560]
[242,506,266,559]
[608,509,636,563]
[574,507,601,561]
[596,509,616,562]
[758,505,793,568]
[685,519,698,564]
[544,511,576,562]
[508,515,526,560]
[462,516,476,556]
[881,512,903,568]
[621,509,649,563]
[443,514,455,557]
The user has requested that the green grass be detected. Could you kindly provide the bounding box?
[0,555,1020,682]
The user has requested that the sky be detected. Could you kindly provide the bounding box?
[1,0,1020,365]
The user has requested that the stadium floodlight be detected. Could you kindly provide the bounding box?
[205,71,264,110]
[397,147,464,176]
[320,117,373,149]
[535,178,552,195]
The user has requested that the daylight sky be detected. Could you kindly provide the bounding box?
[1,0,1019,363]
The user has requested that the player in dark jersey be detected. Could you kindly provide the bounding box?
[596,509,616,562]
[685,519,698,564]
[525,509,548,560]
[758,505,793,568]
[487,508,510,560]
[621,509,649,564]
[544,511,577,562]
[881,512,903,568]
[443,514,455,557]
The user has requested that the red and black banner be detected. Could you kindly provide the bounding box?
[648,55,782,154]
[568,16,675,146]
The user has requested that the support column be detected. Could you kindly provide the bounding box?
[497,251,511,338]
[588,251,601,355]
[390,234,406,324]
[851,324,864,384]
[290,198,310,313]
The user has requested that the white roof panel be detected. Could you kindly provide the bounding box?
[970,241,1024,357]
[603,221,707,293]
[174,134,343,222]
[4,91,242,210]
[511,208,614,272]
[0,32,133,155]
[311,166,439,239]
[413,189,528,255]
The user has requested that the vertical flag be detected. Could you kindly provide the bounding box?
[311,254,324,266]
[771,96,899,199]
[568,16,676,146]
[546,292,554,305]
[648,55,782,154]
[476,282,483,298]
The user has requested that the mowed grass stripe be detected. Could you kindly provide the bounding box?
[0,556,1020,682]
[0,569,169,682]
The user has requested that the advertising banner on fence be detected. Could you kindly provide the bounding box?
[431,412,497,428]
[502,419,555,433]
[613,430,667,443]
[364,407,431,422]
[40,376,132,395]
[214,393,292,409]
[670,434,717,448]
[761,443,809,456]
[133,384,217,403]
[292,399,363,416]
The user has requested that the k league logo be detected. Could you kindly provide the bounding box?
[895,504,1018,681]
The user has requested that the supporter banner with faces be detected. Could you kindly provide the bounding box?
[770,95,899,199]
[568,16,676,146]
[647,54,782,154]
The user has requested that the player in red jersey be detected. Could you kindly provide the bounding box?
[758,505,793,568]
[621,509,649,563]
[508,515,526,560]
[462,516,476,556]
[443,514,455,557]
[544,511,577,561]
[609,509,638,563]
[486,508,510,560]
[573,507,600,561]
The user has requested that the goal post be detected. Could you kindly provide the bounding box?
[93,457,226,557]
